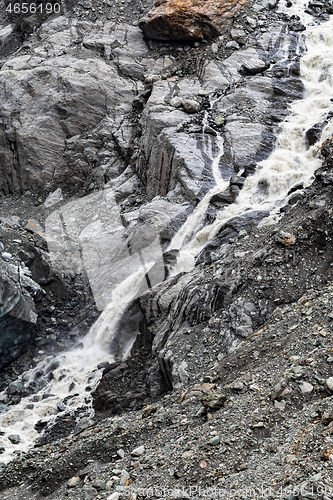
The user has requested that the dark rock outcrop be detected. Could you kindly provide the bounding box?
[0,258,41,368]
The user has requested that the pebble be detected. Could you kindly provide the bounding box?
[117,448,125,459]
[230,380,244,391]
[106,480,114,490]
[208,435,221,445]
[325,377,333,392]
[271,380,291,400]
[8,434,21,444]
[274,400,286,411]
[246,16,257,28]
[227,41,240,53]
[92,480,106,490]
[131,445,145,456]
[211,43,218,53]
[214,115,225,126]
[202,393,226,410]
[230,28,247,45]
[285,454,297,463]
[276,230,297,246]
[241,57,268,75]
[182,99,201,114]
[1,252,12,261]
[107,494,120,500]
[119,469,130,486]
[169,96,182,108]
[299,381,314,394]
[67,476,81,487]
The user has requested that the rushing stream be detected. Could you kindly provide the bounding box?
[1,5,333,464]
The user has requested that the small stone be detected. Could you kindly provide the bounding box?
[67,476,81,488]
[225,40,240,50]
[321,410,333,424]
[117,449,125,459]
[44,187,63,208]
[240,58,268,75]
[131,445,145,457]
[202,392,226,410]
[229,381,244,391]
[142,405,158,418]
[170,96,182,108]
[1,252,12,261]
[8,434,20,444]
[246,16,257,28]
[325,377,333,393]
[271,380,291,400]
[299,382,314,394]
[309,472,322,481]
[92,480,106,491]
[211,43,218,53]
[288,191,305,205]
[230,28,247,45]
[107,494,120,500]
[252,421,265,428]
[322,448,333,460]
[119,470,130,486]
[285,454,297,463]
[208,435,221,446]
[214,115,225,127]
[182,99,201,114]
[289,355,301,363]
[276,230,297,246]
[274,400,286,411]
[226,40,240,50]
[106,480,114,490]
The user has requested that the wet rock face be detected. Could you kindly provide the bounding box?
[136,23,305,204]
[0,258,41,369]
[0,51,137,195]
[321,137,333,167]
[139,0,247,41]
[0,20,152,196]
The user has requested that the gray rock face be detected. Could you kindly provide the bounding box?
[0,16,304,207]
[0,53,136,194]
[0,259,41,369]
[0,19,160,196]
[136,23,305,205]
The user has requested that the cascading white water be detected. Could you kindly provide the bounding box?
[1,5,333,465]
[0,262,161,464]
[171,14,333,263]
[169,122,228,271]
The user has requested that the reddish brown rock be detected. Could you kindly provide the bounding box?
[139,0,247,41]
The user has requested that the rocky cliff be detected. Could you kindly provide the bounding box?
[0,0,333,497]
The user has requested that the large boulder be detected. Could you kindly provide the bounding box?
[139,0,247,41]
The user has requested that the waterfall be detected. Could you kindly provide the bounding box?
[171,15,333,262]
[1,5,333,464]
